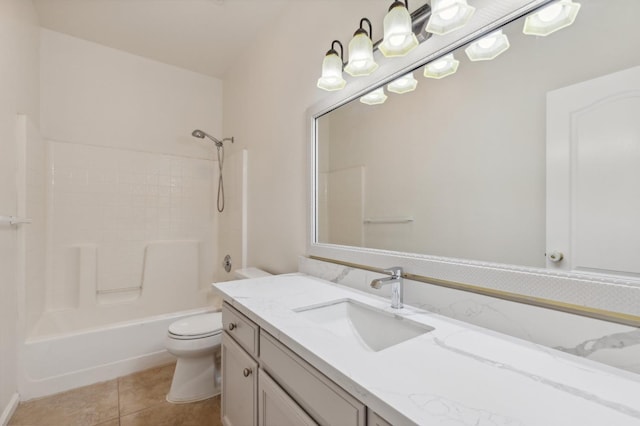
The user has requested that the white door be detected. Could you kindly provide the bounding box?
[547,65,640,277]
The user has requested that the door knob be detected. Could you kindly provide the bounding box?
[243,368,252,377]
[548,251,564,262]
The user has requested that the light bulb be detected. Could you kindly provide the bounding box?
[465,30,510,62]
[426,0,475,36]
[523,0,581,37]
[538,3,563,22]
[360,88,388,105]
[423,54,459,79]
[388,72,418,94]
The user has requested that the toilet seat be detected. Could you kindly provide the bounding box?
[168,312,222,340]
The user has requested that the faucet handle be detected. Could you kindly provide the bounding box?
[383,267,403,278]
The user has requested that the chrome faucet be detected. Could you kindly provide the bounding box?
[370,267,403,309]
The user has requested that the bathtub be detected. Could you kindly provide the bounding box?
[18,306,214,401]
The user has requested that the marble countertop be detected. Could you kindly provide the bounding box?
[213,274,640,426]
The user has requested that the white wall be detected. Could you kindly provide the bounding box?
[41,28,223,158]
[222,0,390,274]
[0,0,40,420]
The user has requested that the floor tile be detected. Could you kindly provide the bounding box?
[8,380,119,426]
[95,420,120,426]
[118,363,176,416]
[119,396,221,426]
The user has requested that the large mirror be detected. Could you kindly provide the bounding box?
[315,0,640,282]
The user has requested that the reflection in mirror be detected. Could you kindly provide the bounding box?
[316,0,640,272]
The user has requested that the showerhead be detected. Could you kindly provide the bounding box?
[191,129,233,147]
[191,129,206,139]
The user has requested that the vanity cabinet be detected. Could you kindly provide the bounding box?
[367,409,393,426]
[260,331,366,426]
[258,369,317,426]
[221,332,258,426]
[221,302,368,426]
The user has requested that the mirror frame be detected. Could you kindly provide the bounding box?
[306,0,640,326]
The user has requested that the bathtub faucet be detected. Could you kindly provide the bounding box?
[370,267,403,309]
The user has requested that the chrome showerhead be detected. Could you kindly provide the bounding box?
[191,129,233,147]
[192,129,206,138]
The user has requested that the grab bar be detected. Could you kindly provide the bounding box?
[363,217,414,224]
[0,216,32,226]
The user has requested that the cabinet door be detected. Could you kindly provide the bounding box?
[222,332,258,426]
[259,331,366,426]
[367,409,392,426]
[258,369,317,426]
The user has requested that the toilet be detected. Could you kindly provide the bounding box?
[165,267,271,403]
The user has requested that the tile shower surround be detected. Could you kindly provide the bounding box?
[48,141,215,310]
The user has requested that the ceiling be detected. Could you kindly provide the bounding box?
[33,0,295,79]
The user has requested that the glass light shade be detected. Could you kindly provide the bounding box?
[388,72,418,94]
[465,30,510,61]
[317,53,346,91]
[360,88,388,105]
[523,0,581,36]
[426,0,475,35]
[423,54,459,79]
[345,32,378,77]
[379,3,419,57]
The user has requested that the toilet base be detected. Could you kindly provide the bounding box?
[166,351,221,404]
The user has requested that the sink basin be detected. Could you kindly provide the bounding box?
[295,299,433,352]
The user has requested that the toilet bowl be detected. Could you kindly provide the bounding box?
[165,312,223,403]
[165,267,271,403]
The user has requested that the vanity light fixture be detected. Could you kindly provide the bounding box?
[317,40,346,91]
[360,88,388,105]
[426,0,475,36]
[465,30,510,61]
[345,18,378,77]
[423,53,459,79]
[388,72,418,94]
[523,0,581,36]
[379,0,419,57]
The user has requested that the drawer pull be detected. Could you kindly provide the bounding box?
[243,368,252,377]
[228,322,237,331]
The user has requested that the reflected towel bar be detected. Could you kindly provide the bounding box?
[0,216,32,226]
[363,217,414,224]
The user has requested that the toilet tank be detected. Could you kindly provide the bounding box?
[234,267,272,279]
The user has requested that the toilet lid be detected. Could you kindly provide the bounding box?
[168,312,223,337]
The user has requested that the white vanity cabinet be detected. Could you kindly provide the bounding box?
[221,332,258,426]
[367,409,393,426]
[258,369,317,426]
[221,302,370,426]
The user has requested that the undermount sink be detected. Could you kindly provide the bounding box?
[295,299,434,352]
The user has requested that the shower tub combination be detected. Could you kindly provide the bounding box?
[16,117,240,400]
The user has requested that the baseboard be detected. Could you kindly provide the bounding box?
[0,393,20,426]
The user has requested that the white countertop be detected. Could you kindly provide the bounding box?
[213,274,640,426]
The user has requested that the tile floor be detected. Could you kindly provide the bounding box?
[8,363,222,426]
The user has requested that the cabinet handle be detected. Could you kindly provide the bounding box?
[228,323,236,331]
[243,368,252,377]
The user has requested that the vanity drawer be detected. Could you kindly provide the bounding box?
[259,331,366,426]
[222,302,259,356]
